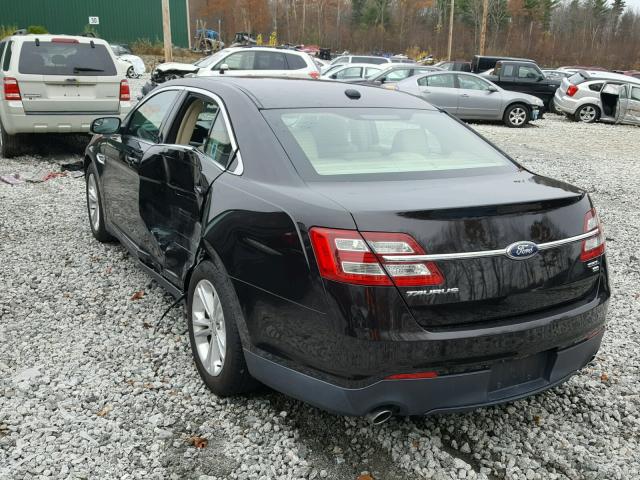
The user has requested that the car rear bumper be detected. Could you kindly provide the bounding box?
[0,101,131,134]
[245,329,604,416]
[553,90,579,115]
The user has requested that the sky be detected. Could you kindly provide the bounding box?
[626,0,640,11]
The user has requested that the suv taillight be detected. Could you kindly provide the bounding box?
[119,79,130,101]
[309,71,320,79]
[4,77,21,100]
[309,227,444,287]
[581,209,605,262]
[566,84,578,97]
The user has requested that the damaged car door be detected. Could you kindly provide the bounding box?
[139,92,233,287]
[616,84,640,126]
[101,88,180,269]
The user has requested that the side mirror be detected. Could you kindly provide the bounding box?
[488,86,498,93]
[330,74,337,79]
[537,75,545,81]
[91,117,121,135]
[379,77,386,84]
[219,63,229,74]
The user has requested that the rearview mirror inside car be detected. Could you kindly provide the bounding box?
[219,63,229,74]
[91,117,121,135]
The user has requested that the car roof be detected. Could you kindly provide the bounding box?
[579,70,640,84]
[332,63,384,69]
[224,46,307,55]
[177,76,439,110]
[8,34,108,45]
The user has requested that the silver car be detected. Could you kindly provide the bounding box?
[554,70,640,124]
[394,71,544,128]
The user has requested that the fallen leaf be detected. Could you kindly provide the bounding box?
[106,266,113,274]
[130,290,145,301]
[411,439,420,449]
[188,436,208,449]
[142,321,152,329]
[533,415,541,426]
[97,404,112,417]
[600,373,609,382]
[357,475,374,480]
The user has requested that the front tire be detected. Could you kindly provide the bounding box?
[503,103,530,128]
[575,104,599,123]
[85,162,114,243]
[0,119,21,158]
[187,260,258,396]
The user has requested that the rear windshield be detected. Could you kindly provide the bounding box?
[264,108,515,181]
[568,72,588,85]
[18,41,117,76]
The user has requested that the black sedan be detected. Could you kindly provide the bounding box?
[84,78,609,422]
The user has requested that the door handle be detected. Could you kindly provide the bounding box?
[125,155,140,168]
[460,94,470,98]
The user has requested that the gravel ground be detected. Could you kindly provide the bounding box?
[1,81,639,480]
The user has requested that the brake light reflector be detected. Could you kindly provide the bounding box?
[309,227,444,287]
[52,38,79,43]
[4,77,21,100]
[566,84,578,97]
[386,371,438,380]
[581,209,605,261]
[119,79,130,101]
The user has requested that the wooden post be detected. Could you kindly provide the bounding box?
[162,0,173,62]
[447,0,454,60]
[479,0,489,55]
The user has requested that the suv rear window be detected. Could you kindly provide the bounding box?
[264,108,513,181]
[286,53,307,70]
[18,41,117,76]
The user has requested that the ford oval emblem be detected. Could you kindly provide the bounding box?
[505,241,539,260]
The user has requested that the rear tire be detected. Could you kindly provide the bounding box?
[575,104,600,123]
[126,66,135,78]
[85,162,114,243]
[503,103,530,128]
[0,119,21,158]
[187,260,259,396]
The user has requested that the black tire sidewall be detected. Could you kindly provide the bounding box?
[187,259,255,396]
[504,103,530,128]
[85,162,112,242]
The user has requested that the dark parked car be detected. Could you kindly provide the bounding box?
[434,60,472,72]
[84,77,609,422]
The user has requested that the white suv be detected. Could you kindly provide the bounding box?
[0,34,131,157]
[152,47,320,82]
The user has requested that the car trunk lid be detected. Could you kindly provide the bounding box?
[309,171,601,329]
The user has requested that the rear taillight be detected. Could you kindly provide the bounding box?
[386,371,438,380]
[309,71,320,79]
[309,227,444,287]
[4,77,21,100]
[52,38,79,43]
[119,79,130,101]
[581,209,605,262]
[566,84,578,97]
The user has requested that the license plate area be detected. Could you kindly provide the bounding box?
[488,351,549,395]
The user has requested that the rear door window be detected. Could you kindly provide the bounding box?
[630,86,640,101]
[457,74,491,91]
[285,53,307,70]
[127,90,179,142]
[203,114,234,167]
[501,64,515,77]
[18,41,117,76]
[255,51,286,70]
[335,67,363,79]
[424,74,456,88]
[588,82,604,92]
[386,68,412,81]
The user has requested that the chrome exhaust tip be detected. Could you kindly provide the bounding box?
[366,407,394,426]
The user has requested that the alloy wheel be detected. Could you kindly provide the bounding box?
[509,107,527,126]
[579,106,597,122]
[192,279,227,377]
[87,174,100,231]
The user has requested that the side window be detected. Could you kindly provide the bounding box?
[0,43,6,67]
[631,86,640,101]
[336,67,362,79]
[501,64,515,77]
[457,75,490,91]
[174,96,220,147]
[588,83,604,92]
[426,74,455,88]
[127,90,179,142]
[387,69,411,81]
[517,65,540,79]
[365,67,381,77]
[255,51,286,70]
[3,41,12,71]
[217,51,254,70]
[331,56,346,66]
[286,53,307,70]
[204,114,234,167]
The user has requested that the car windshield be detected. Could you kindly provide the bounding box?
[194,51,226,68]
[18,41,116,76]
[263,108,515,181]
